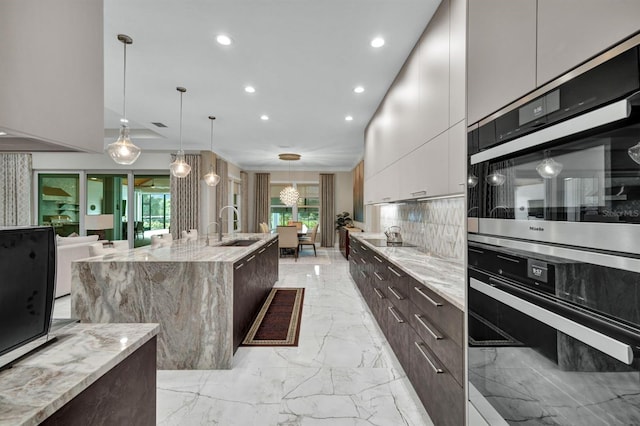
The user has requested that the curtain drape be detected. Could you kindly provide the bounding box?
[215,158,229,231]
[254,173,270,230]
[170,154,201,239]
[320,173,335,247]
[0,153,32,226]
[241,171,249,232]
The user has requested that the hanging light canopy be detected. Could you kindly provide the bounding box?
[536,150,563,179]
[279,153,301,206]
[203,116,221,186]
[170,87,191,178]
[107,34,142,165]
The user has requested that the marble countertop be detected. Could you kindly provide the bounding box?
[351,233,465,310]
[77,233,278,264]
[0,323,159,426]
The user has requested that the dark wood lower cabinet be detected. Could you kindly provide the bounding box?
[349,238,464,425]
[232,238,279,352]
[409,329,464,426]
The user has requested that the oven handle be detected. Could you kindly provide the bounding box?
[470,277,634,365]
[470,98,631,165]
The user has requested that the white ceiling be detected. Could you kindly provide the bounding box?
[103,0,441,171]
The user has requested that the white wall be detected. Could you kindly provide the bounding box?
[32,152,171,172]
[0,0,104,152]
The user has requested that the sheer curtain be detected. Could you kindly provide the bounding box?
[241,171,249,232]
[0,153,32,226]
[215,158,229,230]
[170,153,201,239]
[254,173,270,230]
[320,173,335,247]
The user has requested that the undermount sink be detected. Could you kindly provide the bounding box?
[219,239,260,247]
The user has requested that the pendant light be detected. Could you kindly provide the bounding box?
[486,171,506,186]
[203,116,221,186]
[107,34,142,165]
[536,150,563,179]
[279,153,300,206]
[170,87,191,178]
[628,141,640,165]
[467,173,479,188]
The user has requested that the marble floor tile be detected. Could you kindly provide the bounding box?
[56,247,432,425]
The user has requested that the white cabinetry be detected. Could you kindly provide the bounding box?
[467,0,537,124]
[537,0,640,85]
[447,120,466,194]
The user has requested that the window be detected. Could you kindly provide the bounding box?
[269,182,319,232]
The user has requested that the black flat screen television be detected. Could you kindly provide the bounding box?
[0,226,56,367]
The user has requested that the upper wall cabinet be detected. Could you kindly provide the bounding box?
[0,0,104,152]
[417,1,451,148]
[448,0,466,125]
[537,0,640,86]
[467,0,537,124]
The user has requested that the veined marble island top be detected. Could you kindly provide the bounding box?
[79,232,277,263]
[71,233,279,370]
[0,323,158,426]
[351,233,465,310]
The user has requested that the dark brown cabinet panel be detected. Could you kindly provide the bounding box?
[410,278,464,347]
[232,238,278,353]
[408,328,464,426]
[348,237,465,426]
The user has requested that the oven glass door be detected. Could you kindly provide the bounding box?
[469,270,640,425]
[479,116,640,224]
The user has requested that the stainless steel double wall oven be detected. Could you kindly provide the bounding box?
[467,33,640,425]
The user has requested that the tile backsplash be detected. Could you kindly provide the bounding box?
[378,197,465,261]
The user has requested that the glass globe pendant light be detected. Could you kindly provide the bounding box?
[106,34,142,165]
[486,170,506,186]
[170,87,191,178]
[278,153,301,206]
[203,116,221,186]
[536,150,563,179]
[628,141,640,165]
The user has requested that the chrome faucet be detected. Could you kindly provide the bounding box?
[205,221,219,246]
[218,205,240,241]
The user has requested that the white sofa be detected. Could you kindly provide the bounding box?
[55,235,103,298]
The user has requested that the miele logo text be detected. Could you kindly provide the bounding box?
[529,226,544,232]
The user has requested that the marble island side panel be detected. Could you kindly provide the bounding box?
[71,233,277,370]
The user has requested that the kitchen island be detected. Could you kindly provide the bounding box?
[71,233,279,369]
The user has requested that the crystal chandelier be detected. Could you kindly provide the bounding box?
[170,87,191,178]
[203,116,221,186]
[106,34,141,165]
[279,153,301,206]
[628,141,640,165]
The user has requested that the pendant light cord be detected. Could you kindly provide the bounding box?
[179,91,183,150]
[122,41,127,121]
[210,117,214,151]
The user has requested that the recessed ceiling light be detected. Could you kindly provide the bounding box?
[354,86,365,94]
[216,34,232,46]
[345,116,353,121]
[0,132,6,136]
[120,118,128,123]
[260,115,269,121]
[371,37,385,48]
[244,86,256,93]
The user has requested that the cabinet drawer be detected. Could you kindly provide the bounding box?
[408,330,464,426]
[410,278,463,347]
[408,305,463,386]
[383,302,410,372]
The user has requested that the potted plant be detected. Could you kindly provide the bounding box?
[335,211,353,229]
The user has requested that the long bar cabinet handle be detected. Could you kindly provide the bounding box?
[387,286,404,300]
[414,342,444,374]
[414,286,443,307]
[414,314,443,340]
[388,306,404,323]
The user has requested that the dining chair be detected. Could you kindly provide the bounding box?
[287,221,303,232]
[277,226,298,260]
[298,223,319,256]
